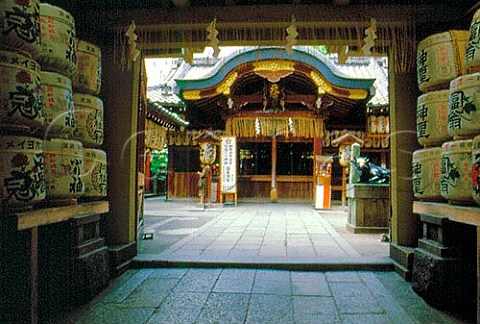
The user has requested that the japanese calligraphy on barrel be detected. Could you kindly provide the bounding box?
[83,148,107,198]
[417,31,469,93]
[38,3,77,78]
[73,94,103,147]
[412,147,443,201]
[465,9,480,73]
[441,139,473,204]
[0,50,43,132]
[448,73,480,139]
[416,90,451,146]
[73,40,102,95]
[0,0,42,59]
[41,71,75,139]
[43,138,84,199]
[0,135,45,209]
[472,135,480,205]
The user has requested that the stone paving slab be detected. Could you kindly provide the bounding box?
[57,268,470,323]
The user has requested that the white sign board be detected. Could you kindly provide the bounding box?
[220,136,237,193]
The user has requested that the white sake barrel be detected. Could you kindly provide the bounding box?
[472,135,480,205]
[73,94,103,147]
[0,135,45,208]
[441,139,473,204]
[38,3,77,78]
[44,138,84,199]
[73,40,102,95]
[0,50,43,132]
[417,31,469,93]
[83,148,107,198]
[465,9,480,73]
[412,147,443,201]
[417,90,451,146]
[41,71,75,139]
[448,73,480,139]
[0,0,42,58]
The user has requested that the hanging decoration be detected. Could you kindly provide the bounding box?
[362,18,377,56]
[285,15,298,55]
[206,17,220,58]
[114,16,415,73]
[227,116,323,139]
[125,21,141,64]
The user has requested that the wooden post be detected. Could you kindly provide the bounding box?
[270,135,278,202]
[313,122,323,202]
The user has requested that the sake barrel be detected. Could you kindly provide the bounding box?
[417,90,451,146]
[0,0,42,58]
[412,147,442,200]
[0,135,45,208]
[83,148,107,198]
[73,94,103,147]
[465,9,480,73]
[472,135,480,205]
[447,73,480,139]
[440,139,473,204]
[41,71,75,139]
[417,31,469,93]
[0,50,43,131]
[43,138,84,199]
[38,3,77,78]
[73,40,102,95]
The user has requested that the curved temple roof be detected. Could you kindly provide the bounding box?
[175,47,375,95]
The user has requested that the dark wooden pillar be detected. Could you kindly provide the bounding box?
[270,135,278,202]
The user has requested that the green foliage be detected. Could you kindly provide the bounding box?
[150,149,168,177]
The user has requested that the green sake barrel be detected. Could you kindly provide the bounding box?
[83,148,107,198]
[43,138,84,199]
[417,31,469,93]
[441,139,473,204]
[412,147,443,201]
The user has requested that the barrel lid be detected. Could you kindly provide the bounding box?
[40,71,72,90]
[44,138,83,153]
[413,147,442,159]
[40,3,75,26]
[0,49,40,71]
[73,93,103,109]
[417,89,450,104]
[418,30,469,50]
[84,148,107,160]
[77,40,101,57]
[441,139,473,152]
[450,72,480,90]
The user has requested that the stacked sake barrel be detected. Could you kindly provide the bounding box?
[0,0,45,209]
[73,40,107,199]
[414,21,480,206]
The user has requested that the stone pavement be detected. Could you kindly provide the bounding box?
[54,199,473,323]
[58,268,471,323]
[136,198,391,269]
